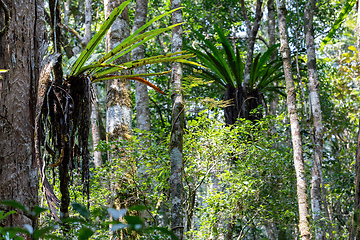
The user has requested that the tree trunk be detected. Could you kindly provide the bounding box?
[352,2,360,239]
[82,0,102,168]
[170,1,184,239]
[0,0,46,231]
[91,85,103,167]
[104,0,132,147]
[268,0,277,116]
[131,0,150,134]
[276,1,311,239]
[240,0,263,91]
[131,0,150,178]
[63,0,70,26]
[304,0,332,239]
[83,0,91,46]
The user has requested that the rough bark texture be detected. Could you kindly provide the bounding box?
[0,0,46,231]
[104,0,132,144]
[170,0,184,239]
[304,0,331,239]
[240,0,263,90]
[353,2,360,239]
[131,0,151,134]
[276,1,311,239]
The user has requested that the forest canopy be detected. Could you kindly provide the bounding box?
[0,0,360,239]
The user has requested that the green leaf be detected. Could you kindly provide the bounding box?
[124,215,143,227]
[128,205,147,211]
[61,217,86,224]
[320,0,356,51]
[0,210,16,220]
[98,23,184,65]
[145,226,179,240]
[78,227,94,240]
[33,206,48,216]
[33,226,56,240]
[70,0,131,75]
[0,200,28,213]
[72,203,90,219]
[91,70,171,83]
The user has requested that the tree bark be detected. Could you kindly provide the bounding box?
[131,0,151,135]
[170,0,184,239]
[304,0,332,239]
[91,85,103,167]
[0,0,46,232]
[83,0,91,46]
[104,0,132,146]
[352,2,360,239]
[268,0,277,116]
[276,1,311,239]
[240,0,263,90]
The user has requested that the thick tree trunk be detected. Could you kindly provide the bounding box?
[0,0,46,231]
[304,0,332,239]
[276,1,311,239]
[352,2,360,239]
[170,1,184,239]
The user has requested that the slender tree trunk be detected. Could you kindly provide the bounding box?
[0,0,46,232]
[240,0,263,90]
[84,0,91,46]
[352,2,360,239]
[304,1,332,239]
[131,0,151,134]
[170,1,184,239]
[91,86,103,167]
[82,0,102,168]
[63,0,70,26]
[268,0,277,115]
[131,0,150,149]
[276,1,311,239]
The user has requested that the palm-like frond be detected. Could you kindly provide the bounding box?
[68,2,193,94]
[186,27,285,97]
[70,0,131,76]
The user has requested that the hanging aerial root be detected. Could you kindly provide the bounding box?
[35,53,61,221]
[0,0,9,38]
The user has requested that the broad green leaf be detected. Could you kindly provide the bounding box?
[78,227,94,240]
[72,202,90,219]
[0,200,28,213]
